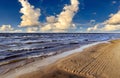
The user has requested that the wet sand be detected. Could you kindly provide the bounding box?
[2,39,120,78]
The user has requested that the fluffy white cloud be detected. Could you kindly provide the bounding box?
[105,11,120,25]
[40,24,52,32]
[87,23,120,32]
[87,10,120,32]
[19,0,41,27]
[27,27,38,33]
[40,0,79,32]
[18,0,80,32]
[0,25,14,32]
[46,16,56,23]
[103,24,120,31]
[0,25,23,32]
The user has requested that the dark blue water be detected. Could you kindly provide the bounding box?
[0,33,120,74]
[0,33,120,65]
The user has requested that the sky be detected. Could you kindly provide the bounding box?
[0,0,120,33]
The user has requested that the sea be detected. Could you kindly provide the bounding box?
[0,33,120,74]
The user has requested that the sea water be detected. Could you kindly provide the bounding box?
[0,33,120,74]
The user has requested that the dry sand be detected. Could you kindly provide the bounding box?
[2,39,120,78]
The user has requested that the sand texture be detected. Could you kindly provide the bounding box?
[3,39,120,78]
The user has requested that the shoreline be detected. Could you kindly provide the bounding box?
[1,41,108,78]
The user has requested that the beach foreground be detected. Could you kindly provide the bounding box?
[2,39,120,78]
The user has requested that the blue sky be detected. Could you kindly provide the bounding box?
[0,0,120,33]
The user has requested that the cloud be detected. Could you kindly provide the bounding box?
[27,27,38,33]
[40,0,79,32]
[90,20,96,25]
[105,11,120,25]
[46,16,56,23]
[18,0,80,32]
[0,25,23,32]
[14,29,23,32]
[87,10,120,32]
[112,1,117,4]
[87,23,120,32]
[19,0,41,27]
[103,24,120,31]
[0,25,14,32]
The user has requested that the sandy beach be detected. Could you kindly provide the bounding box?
[1,39,120,78]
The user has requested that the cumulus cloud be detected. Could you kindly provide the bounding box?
[27,27,38,33]
[18,0,79,32]
[0,25,14,32]
[103,24,120,31]
[40,0,79,32]
[87,10,120,32]
[0,25,22,32]
[46,16,56,23]
[105,11,120,25]
[87,23,120,32]
[19,0,41,27]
